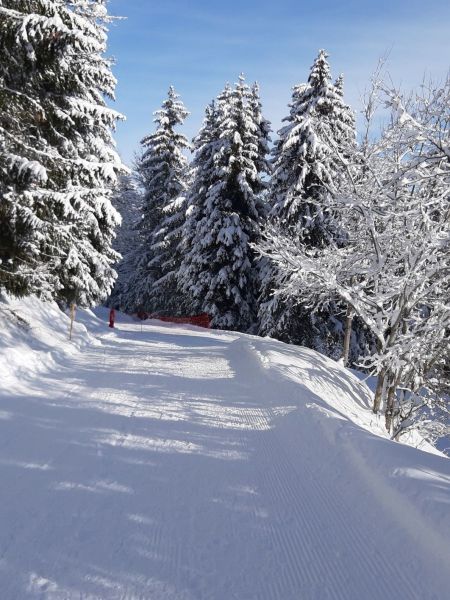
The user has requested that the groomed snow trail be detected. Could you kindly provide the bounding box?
[1,317,449,599]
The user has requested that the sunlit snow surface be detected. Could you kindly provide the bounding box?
[0,298,449,599]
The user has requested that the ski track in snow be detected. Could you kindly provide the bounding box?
[0,318,449,599]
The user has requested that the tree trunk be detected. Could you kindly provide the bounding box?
[385,370,403,434]
[342,305,354,367]
[384,379,397,433]
[373,370,387,414]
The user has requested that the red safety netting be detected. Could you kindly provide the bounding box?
[135,312,211,329]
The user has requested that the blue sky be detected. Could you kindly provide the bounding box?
[107,0,450,165]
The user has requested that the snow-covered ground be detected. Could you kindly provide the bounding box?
[0,297,449,599]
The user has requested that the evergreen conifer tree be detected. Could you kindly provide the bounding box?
[108,174,142,310]
[127,87,190,313]
[180,76,271,330]
[258,50,356,353]
[249,83,272,197]
[179,100,221,302]
[0,0,125,305]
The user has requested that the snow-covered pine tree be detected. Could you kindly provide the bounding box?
[126,87,191,314]
[0,0,125,305]
[334,73,344,97]
[180,76,271,331]
[178,100,221,311]
[258,50,356,355]
[249,82,272,200]
[108,174,143,310]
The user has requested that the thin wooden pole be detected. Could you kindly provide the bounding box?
[69,302,76,341]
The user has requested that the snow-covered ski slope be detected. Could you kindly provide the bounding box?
[0,299,449,600]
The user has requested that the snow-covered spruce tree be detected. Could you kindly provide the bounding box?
[108,174,143,309]
[126,87,190,314]
[178,99,224,316]
[249,82,272,199]
[180,76,271,331]
[257,77,450,437]
[0,1,125,305]
[258,50,357,357]
[181,100,220,263]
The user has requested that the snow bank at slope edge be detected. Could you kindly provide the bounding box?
[247,335,446,457]
[0,294,100,394]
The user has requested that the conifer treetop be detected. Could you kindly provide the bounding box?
[308,49,332,88]
[271,49,356,226]
[153,86,190,132]
[139,87,191,212]
[334,74,345,97]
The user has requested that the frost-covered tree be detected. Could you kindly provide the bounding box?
[258,50,357,355]
[181,101,220,258]
[108,174,143,309]
[126,87,190,313]
[257,76,450,436]
[249,82,272,197]
[180,76,271,330]
[0,0,125,305]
